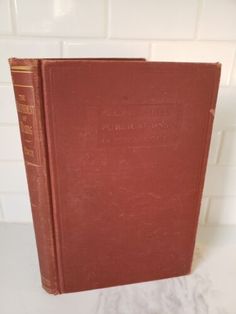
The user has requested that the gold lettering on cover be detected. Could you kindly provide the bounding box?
[96,103,183,147]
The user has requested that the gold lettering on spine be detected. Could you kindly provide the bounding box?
[12,77,39,164]
[20,121,33,135]
[17,103,34,114]
[18,94,26,101]
[14,84,33,88]
[11,65,33,71]
[24,147,35,157]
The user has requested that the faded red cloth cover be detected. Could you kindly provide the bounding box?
[9,58,221,294]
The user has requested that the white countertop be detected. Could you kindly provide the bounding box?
[0,223,236,314]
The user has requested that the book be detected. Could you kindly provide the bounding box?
[9,58,221,294]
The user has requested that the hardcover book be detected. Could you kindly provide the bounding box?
[9,58,221,294]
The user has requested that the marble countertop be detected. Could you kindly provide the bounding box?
[0,223,236,314]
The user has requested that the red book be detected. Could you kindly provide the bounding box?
[9,58,221,294]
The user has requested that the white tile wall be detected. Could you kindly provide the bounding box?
[213,87,236,130]
[151,42,235,85]
[207,197,236,225]
[204,166,236,196]
[0,162,28,192]
[0,193,31,222]
[208,131,222,165]
[199,197,209,225]
[0,0,12,34]
[109,0,199,39]
[0,126,23,160]
[230,62,236,86]
[14,0,107,37]
[218,131,236,166]
[0,86,18,124]
[0,198,4,221]
[198,0,236,40]
[0,0,236,224]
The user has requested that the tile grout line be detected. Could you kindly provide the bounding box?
[205,197,212,225]
[194,0,203,40]
[0,123,19,126]
[9,0,17,34]
[105,0,110,39]
[215,130,225,165]
[1,34,236,44]
[0,192,29,195]
[59,40,64,58]
[0,196,5,221]
[203,197,210,225]
[214,131,224,165]
[148,42,152,60]
[228,48,236,85]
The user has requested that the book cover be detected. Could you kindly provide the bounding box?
[9,58,221,294]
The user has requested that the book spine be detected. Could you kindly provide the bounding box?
[9,59,59,294]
